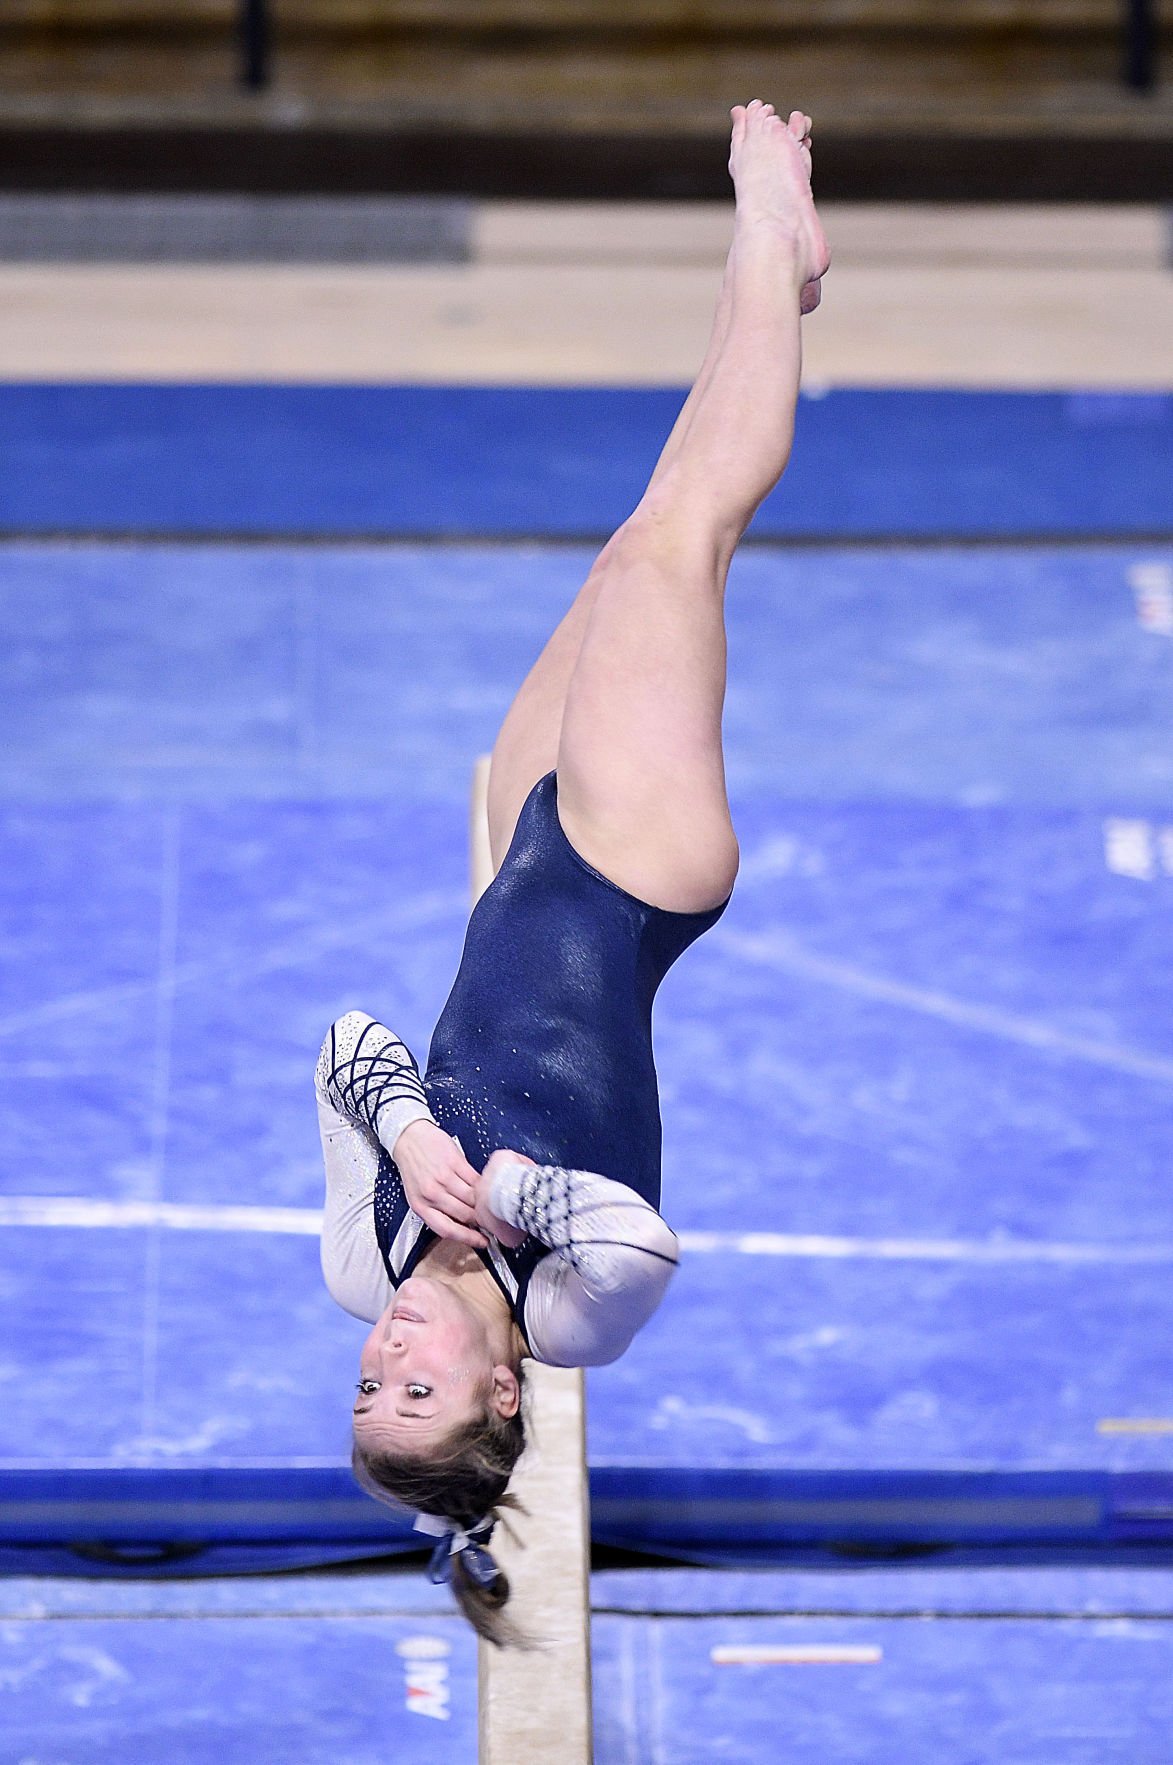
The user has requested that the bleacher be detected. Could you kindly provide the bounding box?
[0,0,1167,196]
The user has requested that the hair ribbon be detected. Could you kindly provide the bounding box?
[414,1511,500,1589]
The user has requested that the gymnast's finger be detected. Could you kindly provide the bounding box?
[422,1181,475,1225]
[423,1206,487,1249]
[438,1188,481,1227]
[442,1165,479,1208]
[456,1153,483,1191]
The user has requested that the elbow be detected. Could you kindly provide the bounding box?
[326,1010,375,1060]
[637,1213,680,1271]
[315,1009,373,1100]
[583,1237,679,1365]
[592,1215,679,1299]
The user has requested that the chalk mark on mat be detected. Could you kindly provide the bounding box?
[719,928,1173,1085]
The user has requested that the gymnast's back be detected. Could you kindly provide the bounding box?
[316,771,726,1366]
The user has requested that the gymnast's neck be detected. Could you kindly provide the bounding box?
[420,1238,528,1365]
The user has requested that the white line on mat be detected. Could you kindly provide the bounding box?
[0,1196,1170,1264]
[711,1645,882,1665]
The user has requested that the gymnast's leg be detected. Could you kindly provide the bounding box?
[553,101,829,912]
[484,110,799,873]
[484,312,740,872]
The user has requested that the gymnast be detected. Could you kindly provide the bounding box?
[315,100,829,1643]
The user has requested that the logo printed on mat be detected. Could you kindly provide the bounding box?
[1104,818,1173,881]
[1127,562,1173,636]
[397,1635,452,1720]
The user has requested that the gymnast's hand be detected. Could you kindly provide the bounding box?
[473,1149,534,1250]
[391,1119,488,1249]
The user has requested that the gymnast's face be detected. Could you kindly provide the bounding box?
[352,1276,519,1457]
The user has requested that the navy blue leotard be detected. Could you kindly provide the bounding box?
[373,771,727,1321]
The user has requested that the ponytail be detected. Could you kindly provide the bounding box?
[352,1380,530,1648]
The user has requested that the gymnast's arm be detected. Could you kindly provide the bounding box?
[315,1009,434,1321]
[316,1009,486,1320]
[316,1008,437,1156]
[483,1156,680,1367]
[316,1088,394,1323]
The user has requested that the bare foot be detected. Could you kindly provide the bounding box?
[728,99,830,314]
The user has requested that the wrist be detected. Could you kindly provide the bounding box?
[487,1160,529,1231]
[388,1110,439,1166]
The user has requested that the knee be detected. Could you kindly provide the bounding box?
[617,487,736,579]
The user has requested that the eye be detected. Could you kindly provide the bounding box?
[406,1383,431,1400]
[356,1379,380,1396]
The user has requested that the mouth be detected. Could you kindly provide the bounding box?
[391,1305,425,1323]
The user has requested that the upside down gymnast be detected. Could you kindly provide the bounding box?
[315,101,830,1644]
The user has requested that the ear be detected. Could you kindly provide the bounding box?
[488,1362,521,1419]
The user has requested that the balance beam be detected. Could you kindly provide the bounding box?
[469,755,594,1765]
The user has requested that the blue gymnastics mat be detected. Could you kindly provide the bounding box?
[0,1572,475,1763]
[590,1599,1173,1762]
[2,541,1171,804]
[2,539,1172,1565]
[1,386,1171,538]
[4,1567,1173,1764]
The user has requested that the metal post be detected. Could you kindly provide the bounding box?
[1124,0,1156,90]
[240,0,270,90]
